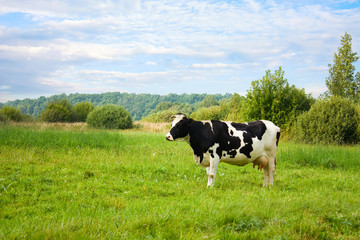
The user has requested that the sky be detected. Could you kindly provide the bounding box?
[0,0,360,103]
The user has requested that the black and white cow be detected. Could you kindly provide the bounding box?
[166,113,280,187]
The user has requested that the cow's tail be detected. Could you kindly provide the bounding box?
[275,130,280,167]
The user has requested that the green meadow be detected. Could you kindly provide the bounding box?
[0,124,359,239]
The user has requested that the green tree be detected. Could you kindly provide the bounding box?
[71,102,94,122]
[87,105,133,129]
[222,93,245,122]
[244,67,313,128]
[152,102,173,113]
[199,95,219,108]
[40,99,72,122]
[325,32,360,101]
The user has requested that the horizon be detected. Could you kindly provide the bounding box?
[1,0,360,103]
[1,91,233,104]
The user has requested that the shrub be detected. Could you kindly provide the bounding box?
[293,96,359,144]
[0,112,7,123]
[0,106,24,122]
[71,102,94,122]
[87,105,133,129]
[357,104,360,139]
[39,99,72,122]
[142,110,178,123]
[190,106,226,121]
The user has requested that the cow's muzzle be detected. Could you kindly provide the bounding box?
[166,133,174,141]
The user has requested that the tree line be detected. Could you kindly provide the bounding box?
[0,92,231,121]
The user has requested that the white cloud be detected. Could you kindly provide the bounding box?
[0,85,10,90]
[192,62,260,69]
[0,0,360,102]
[305,86,328,97]
[0,0,142,18]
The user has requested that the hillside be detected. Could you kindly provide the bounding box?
[0,92,232,120]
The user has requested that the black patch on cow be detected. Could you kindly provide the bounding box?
[188,121,215,163]
[231,121,267,159]
[230,130,234,135]
[210,121,241,159]
[231,121,267,140]
[240,131,253,158]
[209,149,214,158]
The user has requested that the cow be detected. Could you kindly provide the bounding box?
[166,113,280,188]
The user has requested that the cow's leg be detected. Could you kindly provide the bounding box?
[207,156,220,188]
[206,167,211,186]
[263,166,269,187]
[268,157,276,186]
[254,155,270,187]
[262,156,276,187]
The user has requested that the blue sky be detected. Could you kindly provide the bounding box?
[0,0,360,102]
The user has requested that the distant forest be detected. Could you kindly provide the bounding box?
[0,92,232,120]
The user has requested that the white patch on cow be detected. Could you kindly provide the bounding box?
[225,121,246,148]
[209,143,220,156]
[171,114,186,127]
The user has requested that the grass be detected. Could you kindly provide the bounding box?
[0,124,360,239]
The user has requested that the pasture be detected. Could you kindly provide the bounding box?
[0,123,359,239]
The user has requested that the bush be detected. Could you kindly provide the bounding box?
[293,96,359,144]
[39,99,72,122]
[190,106,226,121]
[71,102,94,122]
[0,112,7,123]
[87,105,133,129]
[142,110,178,123]
[0,106,25,122]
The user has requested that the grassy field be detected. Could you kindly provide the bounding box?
[0,123,359,239]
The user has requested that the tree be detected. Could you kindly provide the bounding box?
[326,32,360,101]
[222,93,245,122]
[40,99,72,122]
[244,67,314,128]
[71,102,94,122]
[199,95,219,108]
[152,102,173,113]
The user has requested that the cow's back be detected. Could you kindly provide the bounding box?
[211,120,280,165]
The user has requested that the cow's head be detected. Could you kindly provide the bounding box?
[166,113,192,141]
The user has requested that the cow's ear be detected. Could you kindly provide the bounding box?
[178,113,187,118]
